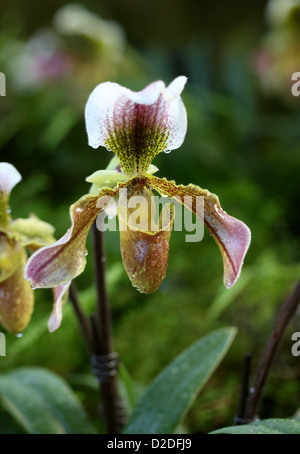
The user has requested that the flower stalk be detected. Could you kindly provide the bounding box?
[91,222,126,434]
[243,279,300,421]
[68,224,126,433]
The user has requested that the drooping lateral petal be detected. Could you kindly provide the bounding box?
[0,234,34,333]
[24,186,120,288]
[0,163,22,227]
[48,281,71,333]
[85,76,187,176]
[144,175,251,289]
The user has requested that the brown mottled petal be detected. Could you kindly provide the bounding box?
[48,281,71,333]
[145,175,251,289]
[25,187,120,289]
[85,77,187,176]
[0,235,34,333]
[119,188,175,293]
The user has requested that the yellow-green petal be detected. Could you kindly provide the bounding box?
[86,169,128,189]
[8,215,56,249]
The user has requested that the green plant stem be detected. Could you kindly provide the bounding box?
[91,222,125,434]
[243,279,300,421]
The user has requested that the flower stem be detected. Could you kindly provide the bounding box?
[243,279,300,421]
[69,281,93,353]
[234,353,252,424]
[91,222,126,434]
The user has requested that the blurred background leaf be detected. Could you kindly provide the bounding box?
[0,367,96,433]
[210,418,300,434]
[124,327,236,434]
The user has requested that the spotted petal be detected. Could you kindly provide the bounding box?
[85,76,187,176]
[142,175,251,289]
[25,187,120,288]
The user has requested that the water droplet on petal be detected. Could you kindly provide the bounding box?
[16,333,23,338]
[6,208,11,214]
[31,284,37,290]
[164,149,171,154]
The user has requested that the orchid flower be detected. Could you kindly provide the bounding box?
[25,76,251,302]
[0,163,69,333]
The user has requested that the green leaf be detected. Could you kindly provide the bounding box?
[210,418,300,434]
[123,327,237,434]
[118,363,147,416]
[0,367,96,434]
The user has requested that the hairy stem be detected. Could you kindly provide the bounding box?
[235,353,252,424]
[69,281,93,353]
[91,222,125,434]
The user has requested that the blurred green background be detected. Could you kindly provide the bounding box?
[0,0,299,434]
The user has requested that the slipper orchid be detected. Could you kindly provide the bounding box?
[0,163,67,333]
[25,76,251,301]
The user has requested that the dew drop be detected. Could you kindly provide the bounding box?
[164,149,171,154]
[16,333,23,338]
[85,250,88,256]
[6,208,11,214]
[31,284,37,290]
